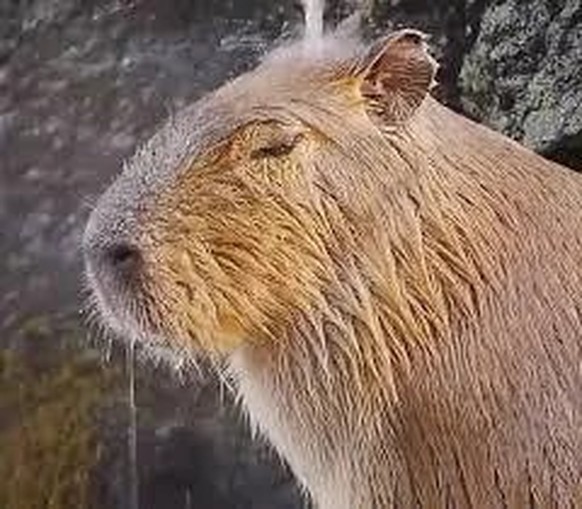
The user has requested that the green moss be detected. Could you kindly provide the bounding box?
[0,317,116,509]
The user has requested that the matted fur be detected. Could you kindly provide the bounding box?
[84,28,582,509]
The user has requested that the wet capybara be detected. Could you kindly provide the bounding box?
[83,29,582,508]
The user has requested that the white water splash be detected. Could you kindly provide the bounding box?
[302,0,325,41]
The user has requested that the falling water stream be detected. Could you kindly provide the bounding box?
[128,339,139,509]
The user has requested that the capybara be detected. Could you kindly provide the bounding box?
[83,29,582,508]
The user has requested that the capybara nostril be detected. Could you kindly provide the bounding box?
[103,243,142,275]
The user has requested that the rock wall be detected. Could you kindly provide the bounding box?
[460,0,582,164]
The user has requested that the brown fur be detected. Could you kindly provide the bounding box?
[84,29,582,508]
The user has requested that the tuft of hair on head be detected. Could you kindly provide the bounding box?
[262,26,438,129]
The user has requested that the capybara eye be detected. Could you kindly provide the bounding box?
[250,141,296,160]
[249,132,304,160]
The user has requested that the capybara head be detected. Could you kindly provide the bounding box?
[83,30,437,355]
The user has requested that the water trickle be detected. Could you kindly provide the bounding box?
[302,0,325,41]
[128,338,139,509]
[184,487,193,509]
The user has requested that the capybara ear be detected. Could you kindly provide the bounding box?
[358,29,437,124]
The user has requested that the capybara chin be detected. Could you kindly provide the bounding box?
[83,28,582,508]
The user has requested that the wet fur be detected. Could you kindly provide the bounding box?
[84,30,582,509]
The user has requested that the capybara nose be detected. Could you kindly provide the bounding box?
[105,243,142,273]
[86,241,143,283]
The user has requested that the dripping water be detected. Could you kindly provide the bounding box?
[185,487,193,509]
[301,0,325,41]
[128,338,139,509]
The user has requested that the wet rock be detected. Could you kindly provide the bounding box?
[460,0,582,159]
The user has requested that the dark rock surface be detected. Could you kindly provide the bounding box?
[0,1,580,508]
[460,0,582,163]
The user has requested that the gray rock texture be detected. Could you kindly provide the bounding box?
[460,0,582,156]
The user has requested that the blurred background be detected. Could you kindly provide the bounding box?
[0,0,580,508]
